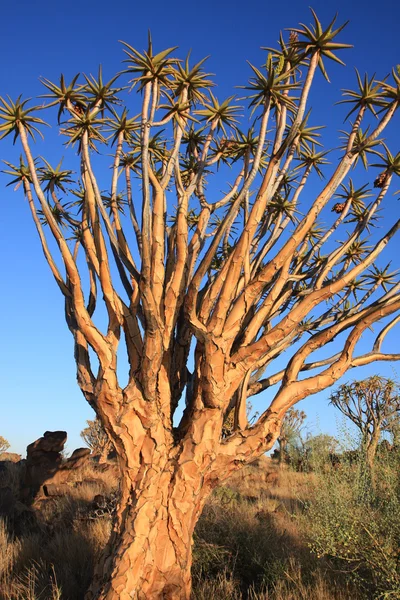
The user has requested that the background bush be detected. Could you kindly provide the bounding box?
[304,446,400,598]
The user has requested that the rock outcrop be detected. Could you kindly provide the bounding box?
[23,431,67,502]
[0,431,119,519]
[0,452,21,463]
[22,431,117,505]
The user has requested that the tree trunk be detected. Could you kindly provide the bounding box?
[98,447,109,464]
[85,460,210,600]
[366,429,380,471]
[278,439,287,468]
[83,385,278,599]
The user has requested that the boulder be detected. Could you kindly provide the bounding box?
[27,431,67,455]
[0,462,9,478]
[43,447,92,488]
[0,452,21,463]
[22,432,116,507]
[63,447,91,471]
[13,500,37,535]
[23,431,67,503]
[0,486,35,535]
[0,459,24,495]
[69,447,91,461]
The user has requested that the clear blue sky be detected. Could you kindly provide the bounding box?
[0,0,399,455]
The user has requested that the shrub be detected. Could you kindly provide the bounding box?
[304,449,400,598]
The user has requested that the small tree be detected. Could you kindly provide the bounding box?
[304,433,339,469]
[305,433,339,453]
[0,436,10,454]
[277,408,306,465]
[330,376,400,468]
[2,10,400,599]
[81,417,114,462]
[385,410,400,447]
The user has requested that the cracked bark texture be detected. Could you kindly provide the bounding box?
[2,10,400,599]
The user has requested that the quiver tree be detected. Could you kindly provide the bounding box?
[330,376,400,468]
[81,417,114,462]
[2,10,400,599]
[0,436,10,455]
[387,419,400,447]
[277,408,306,466]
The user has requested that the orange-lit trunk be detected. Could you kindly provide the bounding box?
[85,449,211,600]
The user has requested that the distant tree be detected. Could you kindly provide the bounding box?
[278,408,306,465]
[305,433,339,455]
[386,414,400,447]
[330,376,400,468]
[0,436,10,454]
[304,433,340,469]
[81,418,114,462]
[281,432,340,471]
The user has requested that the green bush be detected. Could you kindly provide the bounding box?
[304,448,400,598]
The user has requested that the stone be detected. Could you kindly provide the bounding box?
[0,487,35,535]
[0,452,21,463]
[13,500,37,535]
[0,462,10,478]
[69,447,91,461]
[0,460,24,495]
[23,431,67,503]
[22,432,116,507]
[63,447,91,471]
[27,431,67,455]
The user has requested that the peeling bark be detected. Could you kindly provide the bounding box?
[87,471,201,600]
[86,430,215,600]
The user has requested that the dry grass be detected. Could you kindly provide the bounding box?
[0,457,363,599]
[192,461,360,600]
[194,559,357,600]
[0,521,19,584]
[0,462,24,499]
[0,464,112,600]
[0,515,111,600]
[62,461,119,490]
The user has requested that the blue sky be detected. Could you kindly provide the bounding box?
[0,0,399,455]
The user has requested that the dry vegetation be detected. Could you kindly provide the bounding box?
[0,457,366,600]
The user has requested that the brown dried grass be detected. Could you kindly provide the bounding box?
[0,457,361,599]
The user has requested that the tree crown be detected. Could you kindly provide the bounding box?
[1,10,400,466]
